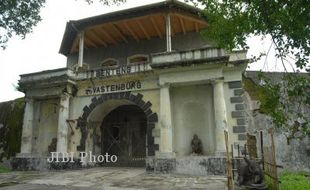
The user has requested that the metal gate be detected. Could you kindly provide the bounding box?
[101,119,147,167]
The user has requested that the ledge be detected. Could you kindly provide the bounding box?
[151,47,247,69]
[19,68,75,83]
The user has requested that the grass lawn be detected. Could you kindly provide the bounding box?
[0,166,11,173]
[266,171,310,190]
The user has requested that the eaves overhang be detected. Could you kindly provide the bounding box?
[59,0,207,56]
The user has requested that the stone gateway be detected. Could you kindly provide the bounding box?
[15,0,249,175]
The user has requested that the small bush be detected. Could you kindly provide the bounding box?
[0,166,11,173]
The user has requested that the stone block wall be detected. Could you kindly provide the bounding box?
[227,81,248,144]
[243,71,310,172]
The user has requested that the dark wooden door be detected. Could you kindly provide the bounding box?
[101,105,146,167]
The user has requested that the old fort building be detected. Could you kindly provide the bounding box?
[15,0,249,174]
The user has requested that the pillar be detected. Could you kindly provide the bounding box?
[159,84,174,156]
[56,93,70,153]
[165,14,172,52]
[78,31,84,68]
[213,80,228,155]
[20,98,34,154]
[155,84,176,173]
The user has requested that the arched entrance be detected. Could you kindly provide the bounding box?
[101,105,147,166]
[77,92,159,167]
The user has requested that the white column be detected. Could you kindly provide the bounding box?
[78,31,84,68]
[56,93,70,153]
[20,98,34,154]
[213,80,228,155]
[165,14,172,52]
[159,84,174,156]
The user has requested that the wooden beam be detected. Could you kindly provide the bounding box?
[195,22,199,32]
[123,22,139,42]
[100,27,118,44]
[87,29,107,47]
[88,13,163,31]
[150,16,163,39]
[173,12,208,26]
[178,17,186,34]
[137,20,151,40]
[84,37,97,48]
[70,37,79,53]
[110,24,128,43]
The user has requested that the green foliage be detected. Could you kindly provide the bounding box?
[265,172,310,190]
[257,72,287,128]
[191,0,310,140]
[0,98,25,162]
[244,72,310,142]
[264,175,277,190]
[280,172,310,190]
[0,0,126,49]
[257,72,310,142]
[0,0,46,49]
[84,0,126,6]
[193,0,310,70]
[0,166,11,173]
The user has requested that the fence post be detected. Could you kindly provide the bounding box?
[224,131,234,190]
[260,131,264,170]
[268,128,280,190]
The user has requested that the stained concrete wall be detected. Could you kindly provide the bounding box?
[171,84,216,156]
[66,32,213,69]
[32,99,59,155]
[247,111,310,172]
[244,71,310,172]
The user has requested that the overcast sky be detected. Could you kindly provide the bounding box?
[0,0,284,102]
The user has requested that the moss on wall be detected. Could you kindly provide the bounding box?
[243,75,271,114]
[0,98,25,161]
[243,75,261,101]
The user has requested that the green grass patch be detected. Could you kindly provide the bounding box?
[0,166,11,173]
[265,171,310,190]
[281,172,310,190]
[264,174,275,189]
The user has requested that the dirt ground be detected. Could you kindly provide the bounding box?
[0,167,227,190]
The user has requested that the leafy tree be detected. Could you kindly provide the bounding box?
[0,99,24,162]
[0,0,126,49]
[191,0,310,140]
[0,0,46,49]
[191,0,310,70]
[257,72,310,143]
[84,0,126,6]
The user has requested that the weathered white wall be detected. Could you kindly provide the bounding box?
[67,76,160,157]
[171,84,215,156]
[223,67,246,149]
[32,99,58,155]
